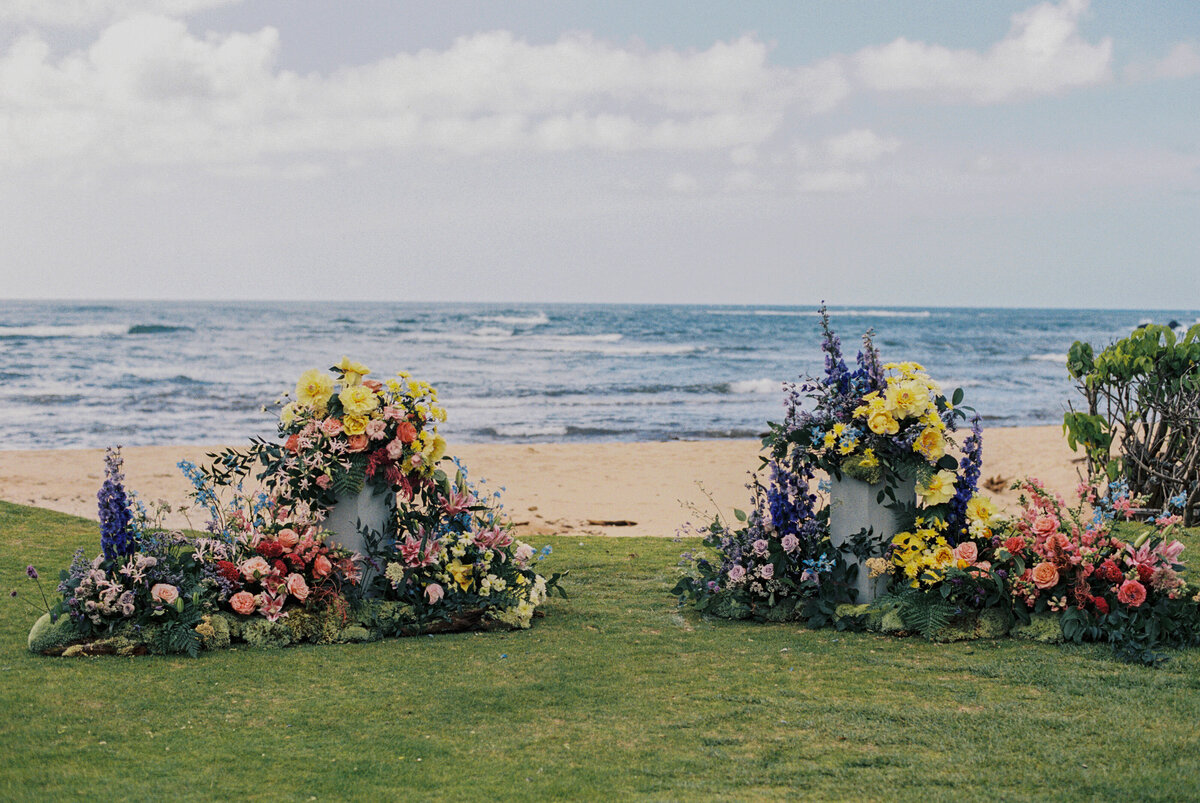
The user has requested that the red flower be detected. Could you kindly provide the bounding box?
[257,539,284,559]
[1093,597,1110,615]
[1003,536,1027,556]
[1098,559,1123,582]
[272,559,288,577]
[1136,564,1154,584]
[285,433,300,454]
[216,560,241,584]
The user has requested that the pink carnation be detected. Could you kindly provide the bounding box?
[320,418,343,436]
[365,419,387,440]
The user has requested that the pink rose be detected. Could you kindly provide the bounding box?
[313,554,333,578]
[321,417,343,436]
[953,542,979,564]
[239,556,272,581]
[386,438,407,460]
[1032,515,1059,538]
[365,419,388,440]
[1031,561,1059,590]
[285,573,310,602]
[424,583,445,604]
[150,583,178,604]
[229,591,256,615]
[727,564,747,583]
[276,528,299,549]
[346,434,369,453]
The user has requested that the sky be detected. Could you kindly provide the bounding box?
[0,0,1197,307]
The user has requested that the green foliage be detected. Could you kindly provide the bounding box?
[1064,323,1200,523]
[1011,613,1064,645]
[879,586,955,640]
[26,612,80,655]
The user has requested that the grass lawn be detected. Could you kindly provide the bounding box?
[2,500,1199,802]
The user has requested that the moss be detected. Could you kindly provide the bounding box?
[760,597,801,622]
[1011,612,1064,644]
[356,600,416,637]
[240,619,295,649]
[880,609,907,634]
[282,610,321,644]
[212,611,242,640]
[975,608,1010,639]
[197,614,231,651]
[28,612,82,655]
[339,626,371,643]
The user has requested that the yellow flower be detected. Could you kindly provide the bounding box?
[966,494,997,525]
[867,410,899,435]
[838,437,858,455]
[342,414,368,436]
[913,427,946,461]
[280,401,300,426]
[885,379,929,419]
[295,369,334,410]
[917,469,957,506]
[832,422,846,437]
[339,384,380,417]
[447,560,473,591]
[334,356,371,386]
[932,545,955,567]
[428,436,447,464]
[823,431,837,449]
[859,448,879,468]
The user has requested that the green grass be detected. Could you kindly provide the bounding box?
[2,501,1199,802]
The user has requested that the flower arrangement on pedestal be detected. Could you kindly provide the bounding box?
[24,359,563,657]
[675,306,986,620]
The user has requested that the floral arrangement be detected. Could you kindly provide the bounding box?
[676,307,986,623]
[24,360,563,657]
[264,357,448,507]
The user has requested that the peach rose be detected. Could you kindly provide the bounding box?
[1032,514,1059,538]
[276,528,299,549]
[285,573,309,602]
[1031,561,1059,589]
[953,542,979,564]
[313,554,333,578]
[229,591,256,615]
[240,556,271,581]
[150,583,178,604]
[346,434,369,453]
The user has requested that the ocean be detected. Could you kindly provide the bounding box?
[1,301,1195,450]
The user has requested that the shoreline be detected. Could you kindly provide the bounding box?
[0,426,1083,538]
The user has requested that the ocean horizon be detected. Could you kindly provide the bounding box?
[2,300,1196,451]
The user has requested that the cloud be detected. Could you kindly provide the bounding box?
[1141,41,1200,80]
[797,170,867,193]
[825,129,900,164]
[0,0,242,27]
[0,21,850,168]
[853,0,1112,103]
[667,171,699,193]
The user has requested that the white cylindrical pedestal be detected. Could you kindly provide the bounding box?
[828,475,914,603]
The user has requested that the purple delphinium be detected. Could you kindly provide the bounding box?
[98,446,137,561]
[945,415,983,543]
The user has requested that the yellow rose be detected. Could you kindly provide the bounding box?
[966,494,997,525]
[917,469,957,506]
[339,384,380,417]
[913,427,946,461]
[447,560,473,591]
[885,379,929,419]
[342,414,368,435]
[334,356,371,386]
[867,410,899,435]
[295,369,334,410]
[932,545,955,568]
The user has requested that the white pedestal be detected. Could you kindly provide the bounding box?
[828,475,914,603]
[324,486,394,565]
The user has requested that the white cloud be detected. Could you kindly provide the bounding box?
[825,129,900,164]
[723,169,772,193]
[853,0,1112,103]
[667,171,699,193]
[797,170,866,193]
[1149,41,1200,80]
[0,22,850,168]
[0,0,242,27]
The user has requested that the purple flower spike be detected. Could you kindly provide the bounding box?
[26,565,38,580]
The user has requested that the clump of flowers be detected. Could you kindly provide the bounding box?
[260,357,449,507]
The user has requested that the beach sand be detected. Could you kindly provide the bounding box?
[0,426,1083,538]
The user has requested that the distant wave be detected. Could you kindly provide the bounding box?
[469,326,514,338]
[471,311,550,327]
[706,308,932,319]
[723,378,780,395]
[0,324,129,338]
[478,423,570,438]
[1029,353,1067,363]
[0,323,190,338]
[403,330,699,356]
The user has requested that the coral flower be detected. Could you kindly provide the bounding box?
[396,421,418,444]
[346,434,369,453]
[1031,561,1059,589]
[1117,580,1147,607]
[229,591,256,615]
[1003,536,1027,556]
[953,541,979,564]
[312,554,333,578]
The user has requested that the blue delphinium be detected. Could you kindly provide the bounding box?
[98,446,137,561]
[945,415,983,544]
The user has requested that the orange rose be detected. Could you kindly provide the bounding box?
[229,591,256,615]
[1031,561,1059,589]
[397,421,418,444]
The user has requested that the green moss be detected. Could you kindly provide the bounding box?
[339,626,371,643]
[27,612,82,654]
[197,614,231,651]
[282,610,321,643]
[1011,612,1064,644]
[356,600,416,637]
[880,609,907,633]
[975,608,1010,639]
[708,592,752,620]
[240,619,296,649]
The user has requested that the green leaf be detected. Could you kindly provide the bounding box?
[952,387,964,406]
[733,508,747,522]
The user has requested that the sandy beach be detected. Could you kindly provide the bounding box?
[0,426,1082,538]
